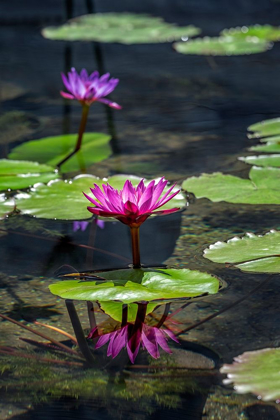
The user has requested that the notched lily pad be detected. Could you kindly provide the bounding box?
[204,230,280,273]
[182,166,280,204]
[174,36,269,56]
[0,159,59,192]
[221,347,280,401]
[49,268,220,304]
[239,154,280,168]
[42,13,200,44]
[15,174,186,220]
[9,133,112,174]
[221,25,280,42]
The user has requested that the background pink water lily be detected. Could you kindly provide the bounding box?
[61,68,121,109]
[84,177,181,227]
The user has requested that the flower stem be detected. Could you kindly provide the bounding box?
[57,104,90,169]
[130,226,141,268]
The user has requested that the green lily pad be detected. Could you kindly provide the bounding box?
[204,230,280,273]
[15,174,186,220]
[8,133,111,174]
[249,142,280,153]
[248,118,280,140]
[0,194,15,219]
[221,25,280,42]
[0,159,59,192]
[49,268,220,304]
[174,36,269,56]
[239,154,280,167]
[221,347,280,401]
[99,301,158,322]
[182,166,280,204]
[42,13,200,44]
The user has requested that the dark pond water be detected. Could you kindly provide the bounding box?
[1,0,280,419]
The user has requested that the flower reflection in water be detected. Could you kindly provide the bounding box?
[88,302,179,363]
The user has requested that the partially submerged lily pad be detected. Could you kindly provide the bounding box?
[174,36,269,56]
[221,347,280,401]
[221,25,280,42]
[239,154,280,167]
[204,230,280,273]
[182,166,280,204]
[0,159,59,191]
[0,194,15,219]
[248,118,280,140]
[15,174,186,220]
[8,133,112,174]
[42,13,200,44]
[49,268,220,304]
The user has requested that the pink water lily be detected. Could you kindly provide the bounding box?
[61,68,121,109]
[84,177,180,227]
[88,322,179,364]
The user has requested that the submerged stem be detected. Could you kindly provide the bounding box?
[57,104,90,168]
[130,226,141,268]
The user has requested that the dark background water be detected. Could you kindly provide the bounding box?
[1,1,280,419]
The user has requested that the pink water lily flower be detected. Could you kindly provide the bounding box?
[88,322,179,363]
[61,68,121,109]
[83,177,181,227]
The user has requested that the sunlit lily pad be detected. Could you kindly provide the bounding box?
[248,118,280,140]
[182,166,280,204]
[8,133,111,174]
[0,159,59,192]
[204,230,280,273]
[249,142,280,153]
[221,347,280,401]
[174,36,269,56]
[42,13,200,44]
[239,154,280,167]
[99,301,158,322]
[15,174,186,220]
[49,268,220,304]
[0,194,15,219]
[221,25,280,41]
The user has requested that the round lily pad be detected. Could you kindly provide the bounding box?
[49,268,220,304]
[248,118,280,139]
[221,347,280,401]
[204,230,280,273]
[42,13,200,44]
[15,174,186,220]
[8,133,112,174]
[182,166,280,204]
[239,154,280,168]
[0,194,15,219]
[0,159,59,192]
[221,25,280,42]
[174,36,269,56]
